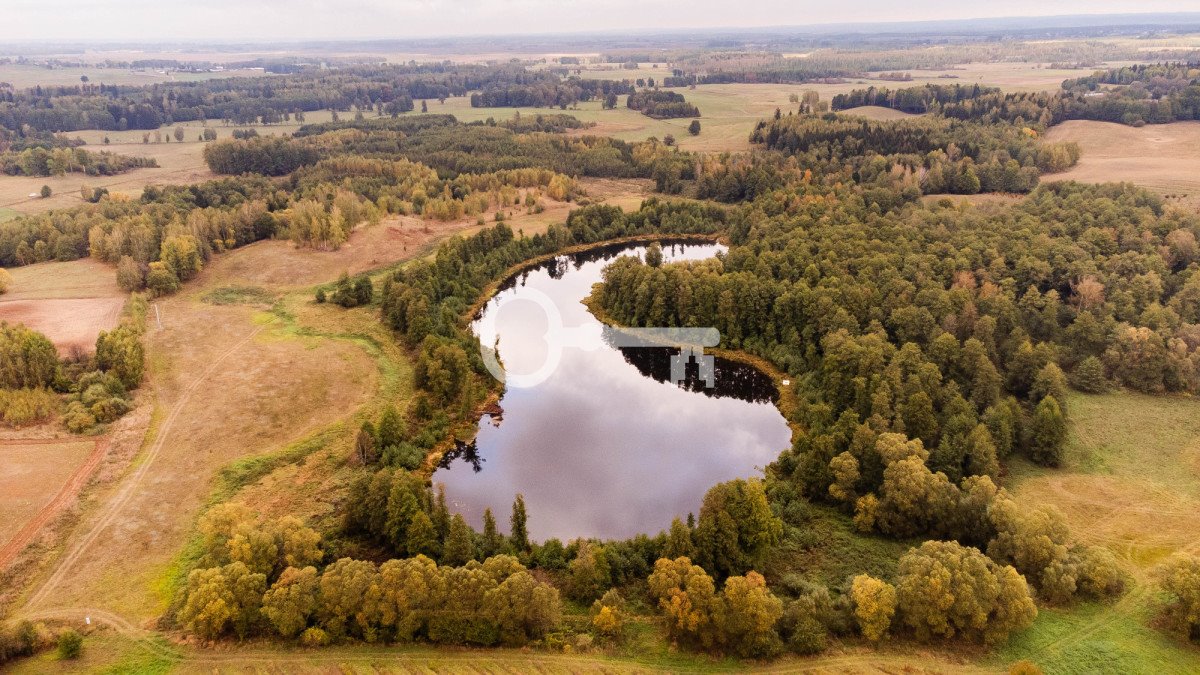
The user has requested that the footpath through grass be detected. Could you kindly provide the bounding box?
[994,391,1200,673]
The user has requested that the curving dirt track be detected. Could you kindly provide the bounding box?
[21,324,265,611]
[0,437,109,570]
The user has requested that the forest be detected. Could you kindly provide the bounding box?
[749,113,1076,195]
[0,63,596,133]
[831,64,1200,127]
[626,90,701,119]
[4,41,1200,670]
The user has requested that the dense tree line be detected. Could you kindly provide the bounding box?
[176,502,562,646]
[0,146,156,177]
[470,77,632,109]
[626,90,701,119]
[209,116,671,182]
[832,83,1003,114]
[0,64,567,133]
[832,64,1200,127]
[750,114,1077,194]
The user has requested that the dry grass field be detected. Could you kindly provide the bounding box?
[0,258,125,354]
[1042,120,1200,207]
[196,177,647,290]
[0,440,97,546]
[839,105,920,121]
[0,63,266,89]
[0,142,215,216]
[19,273,378,621]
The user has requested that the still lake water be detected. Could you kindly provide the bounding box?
[434,242,792,541]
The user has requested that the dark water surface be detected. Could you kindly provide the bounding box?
[434,242,792,541]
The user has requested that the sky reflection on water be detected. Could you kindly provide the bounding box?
[434,242,792,541]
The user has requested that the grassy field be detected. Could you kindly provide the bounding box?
[0,258,125,354]
[994,392,1200,673]
[1042,120,1200,208]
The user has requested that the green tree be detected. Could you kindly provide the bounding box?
[694,479,781,579]
[688,120,701,135]
[1031,363,1069,412]
[645,241,663,268]
[566,540,612,602]
[1160,554,1200,641]
[318,558,382,641]
[1070,356,1108,393]
[720,571,784,657]
[664,517,697,560]
[510,494,530,553]
[178,562,266,640]
[95,325,144,389]
[406,511,440,559]
[261,566,320,638]
[482,508,505,557]
[647,557,723,649]
[1029,396,1067,467]
[895,541,1036,643]
[443,514,477,566]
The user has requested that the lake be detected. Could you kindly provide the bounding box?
[434,241,792,541]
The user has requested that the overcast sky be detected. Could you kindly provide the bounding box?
[6,0,1199,42]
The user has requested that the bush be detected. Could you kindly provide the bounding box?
[0,388,60,427]
[1160,554,1200,641]
[299,627,330,647]
[55,630,82,660]
[896,540,1037,644]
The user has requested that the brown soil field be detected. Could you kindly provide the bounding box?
[1042,120,1200,207]
[0,440,97,547]
[0,258,125,354]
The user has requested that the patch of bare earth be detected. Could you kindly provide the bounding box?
[0,440,97,546]
[0,258,125,355]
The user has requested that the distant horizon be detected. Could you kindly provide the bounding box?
[4,2,1200,44]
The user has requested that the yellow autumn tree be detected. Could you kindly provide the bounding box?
[851,574,896,641]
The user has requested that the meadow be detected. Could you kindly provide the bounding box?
[1043,120,1200,207]
[994,392,1200,673]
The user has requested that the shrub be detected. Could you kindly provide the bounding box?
[1159,554,1200,641]
[0,388,60,427]
[55,630,82,660]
